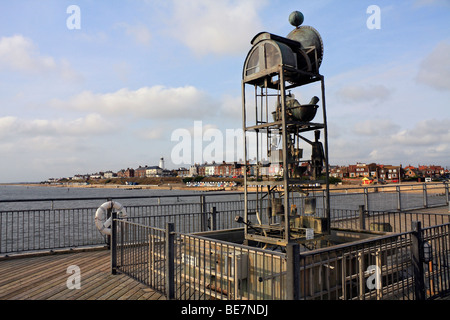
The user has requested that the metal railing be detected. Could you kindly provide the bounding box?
[332,207,450,233]
[111,216,288,300]
[0,193,253,254]
[297,231,416,300]
[2,183,449,300]
[1,183,449,255]
[327,182,449,212]
[111,212,450,300]
[0,207,105,254]
[173,232,287,300]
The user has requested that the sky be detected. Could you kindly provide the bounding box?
[0,0,449,183]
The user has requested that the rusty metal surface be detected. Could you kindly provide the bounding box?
[287,25,324,71]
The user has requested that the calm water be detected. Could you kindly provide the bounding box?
[1,183,445,254]
[0,184,242,211]
[0,183,444,212]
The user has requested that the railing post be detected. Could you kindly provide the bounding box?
[111,210,117,275]
[165,222,175,299]
[396,185,401,211]
[200,195,207,231]
[106,197,112,250]
[445,182,449,208]
[364,187,369,212]
[210,206,217,231]
[286,243,301,300]
[423,184,428,208]
[411,221,426,300]
[358,252,365,300]
[359,205,366,230]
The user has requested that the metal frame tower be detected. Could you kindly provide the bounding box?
[240,20,330,249]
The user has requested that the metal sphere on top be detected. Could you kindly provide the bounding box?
[289,11,304,27]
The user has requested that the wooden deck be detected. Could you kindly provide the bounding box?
[0,249,165,300]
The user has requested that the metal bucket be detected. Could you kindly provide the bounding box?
[304,197,316,215]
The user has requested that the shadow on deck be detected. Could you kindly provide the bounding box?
[0,248,165,300]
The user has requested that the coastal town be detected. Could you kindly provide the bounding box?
[46,156,450,187]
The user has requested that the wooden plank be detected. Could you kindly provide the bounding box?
[98,278,144,300]
[0,251,108,299]
[9,257,108,300]
[0,251,105,295]
[0,249,164,300]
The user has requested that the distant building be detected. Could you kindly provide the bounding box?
[348,163,374,178]
[403,165,418,178]
[330,165,348,179]
[189,164,198,177]
[418,164,444,178]
[146,166,163,177]
[104,171,116,179]
[176,167,190,177]
[135,166,148,178]
[378,165,401,181]
[117,168,135,178]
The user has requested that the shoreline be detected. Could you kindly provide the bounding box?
[3,180,446,195]
[1,182,246,192]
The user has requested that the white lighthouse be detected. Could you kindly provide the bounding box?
[159,157,165,170]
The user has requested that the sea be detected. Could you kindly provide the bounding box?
[0,184,243,211]
[0,182,444,213]
[0,184,245,253]
[1,183,445,254]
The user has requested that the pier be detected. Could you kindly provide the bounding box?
[0,248,164,300]
[1,186,450,300]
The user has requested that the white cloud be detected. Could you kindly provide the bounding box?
[219,94,241,118]
[353,119,400,136]
[0,35,80,81]
[0,114,116,140]
[335,84,393,104]
[51,85,217,120]
[390,118,450,146]
[167,0,267,56]
[416,40,450,91]
[414,0,450,7]
[135,127,166,140]
[116,22,152,46]
[329,118,450,166]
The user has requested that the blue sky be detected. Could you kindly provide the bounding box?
[0,0,449,182]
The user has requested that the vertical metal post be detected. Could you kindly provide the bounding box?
[423,184,428,208]
[165,222,175,299]
[200,195,206,231]
[396,185,402,211]
[411,221,426,300]
[279,67,290,243]
[341,255,347,299]
[286,243,301,300]
[375,249,383,300]
[358,252,365,300]
[111,210,117,275]
[210,207,217,231]
[321,76,331,234]
[363,188,369,212]
[242,80,249,242]
[445,182,449,207]
[359,205,366,230]
[106,197,112,250]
